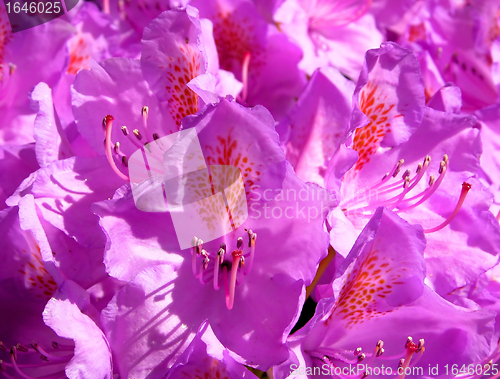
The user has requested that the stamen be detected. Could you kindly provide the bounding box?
[104,115,129,181]
[141,106,152,143]
[397,337,419,379]
[213,245,225,291]
[241,52,251,103]
[244,231,256,275]
[121,126,129,136]
[227,249,242,310]
[424,183,472,233]
[31,343,68,362]
[191,237,201,278]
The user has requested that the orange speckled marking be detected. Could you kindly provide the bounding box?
[67,35,91,75]
[165,44,201,127]
[326,249,404,328]
[205,131,262,198]
[212,12,264,75]
[352,81,399,172]
[19,245,57,300]
[0,4,13,65]
[177,357,230,379]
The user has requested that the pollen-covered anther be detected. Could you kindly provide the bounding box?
[429,175,435,186]
[393,159,404,178]
[416,339,425,353]
[133,129,142,141]
[376,340,385,357]
[15,344,28,353]
[202,254,210,270]
[192,233,257,310]
[357,353,366,363]
[354,347,362,355]
[404,336,413,349]
[121,125,129,136]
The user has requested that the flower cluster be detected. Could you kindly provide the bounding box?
[2,0,500,378]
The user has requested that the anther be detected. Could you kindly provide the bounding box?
[357,353,365,363]
[393,159,404,178]
[403,176,410,189]
[239,256,245,269]
[0,342,6,352]
[429,175,435,186]
[10,346,17,361]
[405,337,413,349]
[398,359,405,369]
[133,129,142,140]
[144,142,152,154]
[416,163,422,174]
[402,169,411,180]
[121,126,129,136]
[361,373,369,379]
[51,342,59,349]
[153,133,160,141]
[236,237,243,250]
[203,256,210,270]
[114,142,121,154]
[416,339,425,353]
[16,344,28,353]
[122,156,128,167]
[438,160,446,174]
[0,360,5,372]
[354,347,362,355]
[40,355,49,361]
[141,106,149,117]
[246,229,253,247]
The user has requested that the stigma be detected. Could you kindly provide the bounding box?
[102,106,168,182]
[191,229,257,310]
[340,155,472,233]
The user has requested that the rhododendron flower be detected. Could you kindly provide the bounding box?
[94,98,335,377]
[274,208,494,379]
[3,1,500,378]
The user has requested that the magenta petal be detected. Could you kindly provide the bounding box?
[43,281,113,379]
[30,156,125,248]
[0,145,38,210]
[32,83,73,168]
[283,67,354,186]
[72,58,176,156]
